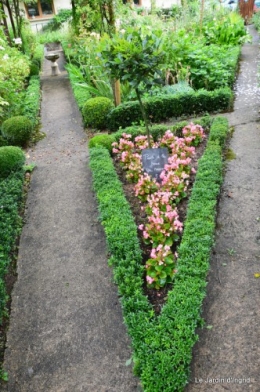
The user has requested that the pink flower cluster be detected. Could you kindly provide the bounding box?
[112,125,205,289]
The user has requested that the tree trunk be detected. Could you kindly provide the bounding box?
[135,87,152,148]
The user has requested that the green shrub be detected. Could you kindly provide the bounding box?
[21,77,41,127]
[208,116,229,147]
[0,136,8,147]
[29,62,40,77]
[32,43,44,68]
[43,9,72,31]
[89,116,229,391]
[88,134,115,154]
[107,87,232,131]
[113,116,212,142]
[0,146,25,179]
[0,169,24,323]
[82,97,114,129]
[2,116,33,146]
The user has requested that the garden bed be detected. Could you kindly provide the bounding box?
[89,115,230,391]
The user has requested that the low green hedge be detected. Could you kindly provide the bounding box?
[22,76,41,127]
[113,116,213,142]
[0,169,24,323]
[107,87,232,131]
[89,116,229,391]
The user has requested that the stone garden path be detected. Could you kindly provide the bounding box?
[1,47,139,392]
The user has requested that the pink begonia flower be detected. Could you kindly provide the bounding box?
[143,231,149,239]
[146,276,154,284]
[138,224,144,230]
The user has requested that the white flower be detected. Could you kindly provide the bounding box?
[3,54,9,60]
[13,37,22,45]
[0,46,5,50]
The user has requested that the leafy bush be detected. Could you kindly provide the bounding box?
[252,11,260,31]
[0,146,25,179]
[88,134,115,154]
[43,9,72,31]
[66,63,92,110]
[21,76,41,127]
[89,116,229,390]
[208,116,229,147]
[2,116,33,146]
[32,43,44,68]
[0,169,24,323]
[113,116,212,143]
[29,62,40,77]
[0,36,30,122]
[108,88,232,131]
[82,97,114,129]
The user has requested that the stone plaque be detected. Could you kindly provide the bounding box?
[141,147,169,182]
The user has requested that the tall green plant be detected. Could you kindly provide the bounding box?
[101,29,165,146]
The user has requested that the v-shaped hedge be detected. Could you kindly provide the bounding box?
[89,116,229,391]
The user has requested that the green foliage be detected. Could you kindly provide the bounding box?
[32,43,44,68]
[113,116,212,142]
[208,116,229,147]
[101,29,164,90]
[202,12,249,46]
[0,146,25,179]
[88,134,116,153]
[66,63,92,110]
[252,11,260,31]
[2,116,33,146]
[0,169,24,324]
[21,76,41,127]
[29,63,40,77]
[43,9,72,31]
[89,116,229,390]
[82,97,114,129]
[0,36,30,122]
[107,87,232,131]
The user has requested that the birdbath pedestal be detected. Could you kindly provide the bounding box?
[45,53,60,76]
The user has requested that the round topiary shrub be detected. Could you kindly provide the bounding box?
[88,134,115,154]
[82,97,114,129]
[0,146,25,179]
[2,116,33,146]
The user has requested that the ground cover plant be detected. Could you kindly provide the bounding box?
[89,116,229,390]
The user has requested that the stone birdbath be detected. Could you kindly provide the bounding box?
[45,52,60,76]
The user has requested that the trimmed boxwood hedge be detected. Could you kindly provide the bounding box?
[107,87,232,131]
[89,116,229,391]
[113,115,213,143]
[22,76,41,127]
[0,169,24,323]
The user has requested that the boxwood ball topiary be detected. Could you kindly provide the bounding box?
[88,134,115,154]
[0,146,25,179]
[82,97,114,129]
[2,116,33,146]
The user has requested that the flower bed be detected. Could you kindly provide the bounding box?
[112,124,206,290]
[89,116,229,391]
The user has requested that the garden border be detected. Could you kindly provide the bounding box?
[89,115,229,391]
